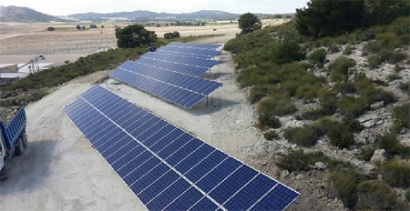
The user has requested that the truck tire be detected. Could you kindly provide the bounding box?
[22,131,28,148]
[0,160,10,181]
[14,138,25,156]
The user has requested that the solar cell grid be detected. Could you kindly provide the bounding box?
[168,42,221,50]
[142,51,219,68]
[135,58,209,76]
[64,85,299,210]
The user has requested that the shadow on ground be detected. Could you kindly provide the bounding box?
[0,140,57,195]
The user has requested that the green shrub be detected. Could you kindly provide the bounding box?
[367,55,381,69]
[326,118,361,148]
[264,131,279,140]
[338,96,367,119]
[393,103,410,130]
[361,147,375,161]
[299,108,328,120]
[308,48,326,67]
[249,85,268,103]
[320,93,338,115]
[257,96,297,129]
[330,56,356,82]
[329,168,360,209]
[358,30,375,41]
[257,96,297,117]
[343,44,353,55]
[328,43,340,53]
[164,31,181,39]
[333,81,357,94]
[271,40,304,64]
[375,133,410,158]
[276,148,310,172]
[361,88,397,106]
[399,82,410,92]
[388,73,401,81]
[284,125,320,147]
[379,159,410,188]
[356,180,407,210]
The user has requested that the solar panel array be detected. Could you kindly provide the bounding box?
[134,58,209,76]
[109,61,222,108]
[64,85,299,211]
[157,46,220,58]
[168,42,221,50]
[142,52,219,68]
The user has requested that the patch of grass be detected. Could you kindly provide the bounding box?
[360,147,375,161]
[388,73,402,81]
[330,56,356,82]
[275,148,334,172]
[361,88,397,106]
[399,82,410,92]
[329,168,361,209]
[264,131,279,140]
[284,125,320,147]
[392,103,410,130]
[248,84,269,103]
[375,133,410,158]
[338,96,367,119]
[257,96,296,129]
[333,81,357,94]
[356,180,407,210]
[379,159,410,188]
[367,51,408,69]
[343,44,353,55]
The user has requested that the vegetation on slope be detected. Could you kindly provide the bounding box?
[224,0,410,209]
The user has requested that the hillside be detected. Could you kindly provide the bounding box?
[224,14,410,210]
[69,10,241,21]
[0,5,63,22]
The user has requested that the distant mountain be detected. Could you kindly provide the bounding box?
[0,6,64,22]
[69,10,241,21]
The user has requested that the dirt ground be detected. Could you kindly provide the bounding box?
[0,20,300,211]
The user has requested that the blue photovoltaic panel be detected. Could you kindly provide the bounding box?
[135,57,209,76]
[168,42,221,50]
[157,46,220,58]
[109,69,209,108]
[117,61,222,96]
[142,51,220,68]
[64,85,299,211]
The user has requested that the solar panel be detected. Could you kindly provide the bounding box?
[64,85,300,210]
[135,57,210,76]
[109,70,206,108]
[116,61,222,96]
[168,42,221,50]
[157,46,220,58]
[142,52,220,68]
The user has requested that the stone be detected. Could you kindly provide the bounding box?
[296,174,304,180]
[315,162,327,170]
[370,101,384,110]
[358,114,379,123]
[370,149,387,164]
[363,120,375,128]
[280,170,289,178]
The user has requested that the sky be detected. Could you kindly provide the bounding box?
[1,0,308,16]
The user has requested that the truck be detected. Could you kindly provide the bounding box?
[0,106,28,180]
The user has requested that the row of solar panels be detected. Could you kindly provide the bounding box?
[109,60,222,108]
[64,85,300,211]
[109,42,223,108]
[142,52,219,68]
[157,46,220,58]
[168,42,221,50]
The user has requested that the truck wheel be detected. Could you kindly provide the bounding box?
[14,138,24,156]
[22,131,28,148]
[0,160,10,181]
